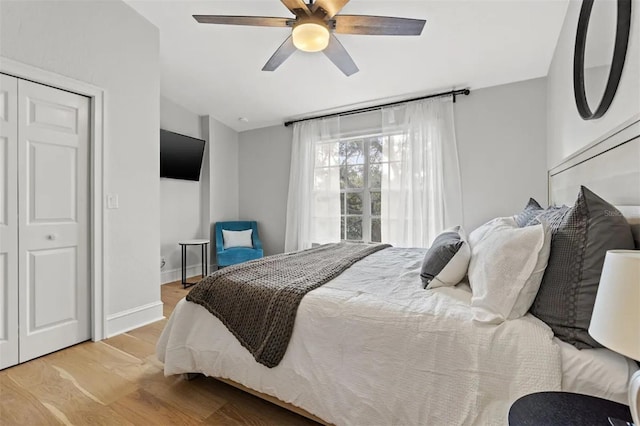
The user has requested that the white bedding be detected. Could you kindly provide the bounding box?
[157,248,563,425]
[557,338,639,404]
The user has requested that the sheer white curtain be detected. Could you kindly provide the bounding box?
[284,117,341,252]
[381,98,462,247]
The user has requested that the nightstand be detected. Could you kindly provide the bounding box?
[509,391,633,425]
[178,239,209,288]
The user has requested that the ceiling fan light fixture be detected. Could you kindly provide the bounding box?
[292,22,330,52]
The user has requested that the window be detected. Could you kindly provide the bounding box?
[314,133,401,243]
[339,137,379,242]
[286,99,461,252]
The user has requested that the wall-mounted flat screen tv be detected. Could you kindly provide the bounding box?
[160,129,206,181]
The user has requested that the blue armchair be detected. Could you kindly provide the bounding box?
[215,221,264,268]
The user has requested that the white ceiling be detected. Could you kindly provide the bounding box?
[126,0,569,131]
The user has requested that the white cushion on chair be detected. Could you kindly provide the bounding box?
[222,229,253,249]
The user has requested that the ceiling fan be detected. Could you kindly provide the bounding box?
[193,0,426,76]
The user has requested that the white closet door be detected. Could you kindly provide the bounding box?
[0,74,19,369]
[17,79,90,362]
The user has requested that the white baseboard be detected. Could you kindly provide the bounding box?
[106,301,164,338]
[160,264,214,284]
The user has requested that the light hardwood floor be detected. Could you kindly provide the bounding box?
[0,279,320,426]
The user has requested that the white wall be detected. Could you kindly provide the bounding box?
[0,0,162,335]
[238,78,548,251]
[547,1,640,167]
[201,116,240,266]
[160,96,205,283]
[455,78,548,230]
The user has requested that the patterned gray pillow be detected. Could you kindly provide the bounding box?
[529,186,635,349]
[421,226,468,289]
[514,198,543,227]
[525,205,569,227]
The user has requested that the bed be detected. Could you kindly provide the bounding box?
[157,118,640,426]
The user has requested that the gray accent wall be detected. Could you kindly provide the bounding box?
[239,125,293,256]
[201,116,240,266]
[238,77,548,253]
[456,77,548,230]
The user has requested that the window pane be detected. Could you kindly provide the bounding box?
[346,192,363,215]
[369,163,382,189]
[340,141,364,165]
[346,216,362,241]
[329,142,340,166]
[369,138,383,163]
[317,133,403,245]
[384,134,405,162]
[342,165,364,189]
[370,191,381,216]
[314,167,332,189]
[388,161,402,182]
[315,142,337,167]
[371,218,381,243]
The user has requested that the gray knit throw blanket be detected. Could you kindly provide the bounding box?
[186,242,391,367]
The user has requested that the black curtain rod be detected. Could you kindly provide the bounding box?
[283,88,470,127]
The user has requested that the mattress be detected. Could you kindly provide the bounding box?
[158,247,564,425]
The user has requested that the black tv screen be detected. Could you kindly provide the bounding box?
[160,129,206,181]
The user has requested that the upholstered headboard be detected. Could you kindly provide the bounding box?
[548,117,640,248]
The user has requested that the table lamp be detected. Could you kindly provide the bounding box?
[589,250,640,425]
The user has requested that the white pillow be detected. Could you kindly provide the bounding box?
[468,216,517,248]
[222,229,253,249]
[468,220,551,323]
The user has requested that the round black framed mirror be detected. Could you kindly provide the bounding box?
[573,0,632,120]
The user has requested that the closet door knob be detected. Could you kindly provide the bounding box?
[46,234,57,240]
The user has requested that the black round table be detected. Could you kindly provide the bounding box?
[178,239,209,288]
[509,392,633,426]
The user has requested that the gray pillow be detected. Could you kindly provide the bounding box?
[514,198,543,227]
[421,226,469,289]
[529,186,635,349]
[525,204,569,227]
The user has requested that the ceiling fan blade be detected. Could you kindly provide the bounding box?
[311,0,350,19]
[323,34,358,76]
[193,15,291,27]
[334,15,426,35]
[280,0,311,17]
[262,36,297,72]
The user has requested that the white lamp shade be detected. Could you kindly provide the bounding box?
[292,22,330,52]
[589,250,640,361]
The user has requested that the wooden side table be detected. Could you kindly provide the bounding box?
[178,239,209,288]
[509,391,633,425]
